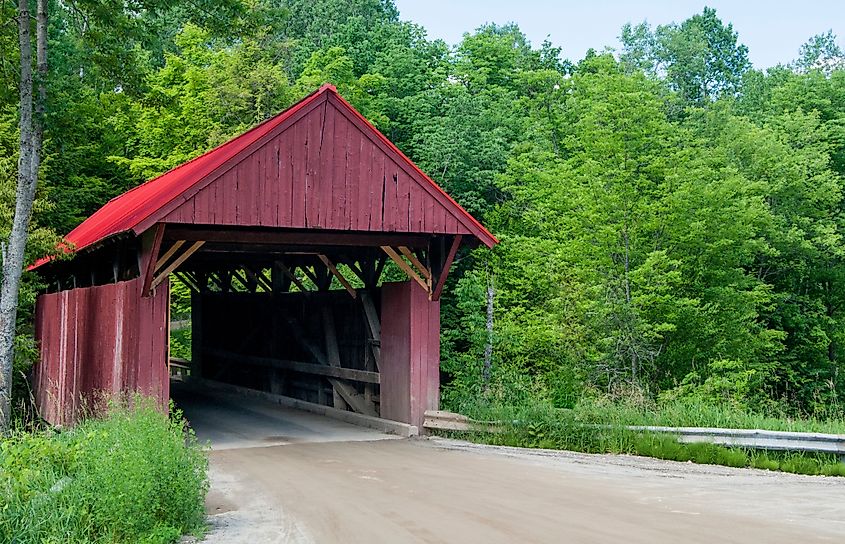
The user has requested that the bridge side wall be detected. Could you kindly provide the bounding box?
[34,276,170,425]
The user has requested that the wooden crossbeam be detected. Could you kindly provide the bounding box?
[203,348,380,384]
[432,235,462,300]
[154,240,185,273]
[399,246,431,282]
[256,269,273,291]
[207,271,226,292]
[231,269,252,292]
[275,260,308,292]
[381,246,429,293]
[174,271,200,293]
[284,315,376,416]
[243,267,262,291]
[299,264,320,286]
[151,241,205,289]
[318,254,357,298]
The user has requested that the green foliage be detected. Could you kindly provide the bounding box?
[169,277,193,361]
[448,399,845,475]
[2,1,843,428]
[0,400,208,543]
[621,7,750,103]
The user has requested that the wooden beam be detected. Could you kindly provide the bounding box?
[276,261,309,292]
[203,348,380,384]
[232,268,260,292]
[432,235,462,301]
[151,241,205,289]
[142,223,165,296]
[329,378,376,416]
[284,314,377,417]
[174,271,200,293]
[373,255,387,286]
[322,308,342,367]
[271,262,291,293]
[322,307,347,410]
[299,264,319,286]
[381,246,429,293]
[399,246,431,282]
[207,271,226,292]
[360,291,381,371]
[164,226,431,248]
[154,240,185,273]
[318,254,357,298]
[256,269,273,292]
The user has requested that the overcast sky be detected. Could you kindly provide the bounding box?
[392,0,844,68]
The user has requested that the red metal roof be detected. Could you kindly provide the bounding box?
[32,84,496,269]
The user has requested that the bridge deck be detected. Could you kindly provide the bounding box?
[171,383,399,451]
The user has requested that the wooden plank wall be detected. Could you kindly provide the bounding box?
[380,280,440,429]
[199,290,372,407]
[34,276,170,426]
[162,99,471,236]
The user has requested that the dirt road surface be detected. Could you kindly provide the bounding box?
[175,386,845,544]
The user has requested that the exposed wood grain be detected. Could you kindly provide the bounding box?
[381,246,429,293]
[154,240,185,273]
[152,241,205,289]
[398,246,431,281]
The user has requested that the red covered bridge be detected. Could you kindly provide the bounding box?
[31,84,496,428]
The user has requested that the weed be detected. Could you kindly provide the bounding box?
[0,398,208,543]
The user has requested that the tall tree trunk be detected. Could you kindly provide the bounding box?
[622,224,638,383]
[34,0,47,164]
[0,0,46,431]
[482,271,494,389]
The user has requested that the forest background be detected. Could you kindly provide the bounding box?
[5,0,845,421]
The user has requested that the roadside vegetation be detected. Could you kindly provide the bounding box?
[441,400,845,477]
[0,400,208,544]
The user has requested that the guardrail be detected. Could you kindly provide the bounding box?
[423,410,845,462]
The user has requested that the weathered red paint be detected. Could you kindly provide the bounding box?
[34,276,170,425]
[31,86,497,429]
[30,85,496,270]
[380,280,440,429]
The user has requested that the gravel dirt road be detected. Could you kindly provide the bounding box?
[177,386,845,544]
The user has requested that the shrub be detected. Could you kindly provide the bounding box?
[0,399,208,543]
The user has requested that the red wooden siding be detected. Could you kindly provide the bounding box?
[380,280,440,428]
[34,276,170,425]
[160,99,474,235]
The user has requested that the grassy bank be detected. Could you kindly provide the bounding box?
[447,400,845,477]
[0,400,208,543]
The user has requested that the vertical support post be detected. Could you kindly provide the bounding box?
[379,281,440,430]
[141,224,165,297]
[191,289,203,378]
[322,307,348,410]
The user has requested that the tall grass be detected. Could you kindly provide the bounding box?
[0,399,208,543]
[570,396,845,434]
[451,400,845,477]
